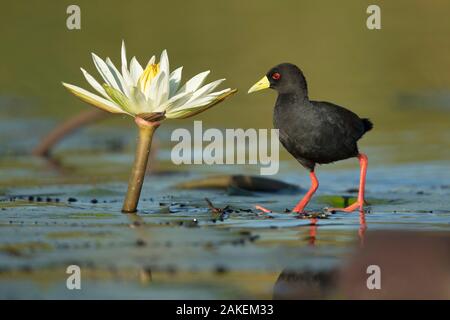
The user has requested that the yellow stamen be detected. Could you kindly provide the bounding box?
[138,63,160,93]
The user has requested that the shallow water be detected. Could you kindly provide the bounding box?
[0,119,449,299]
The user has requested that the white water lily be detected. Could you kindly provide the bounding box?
[63,41,236,120]
[62,41,236,214]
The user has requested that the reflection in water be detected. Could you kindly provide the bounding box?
[358,211,367,247]
[275,228,450,299]
[275,212,366,299]
[273,268,338,300]
[307,218,318,247]
[305,211,367,247]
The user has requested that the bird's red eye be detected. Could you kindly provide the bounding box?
[272,72,281,80]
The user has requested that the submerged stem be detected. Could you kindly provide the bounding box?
[33,109,109,157]
[122,117,159,213]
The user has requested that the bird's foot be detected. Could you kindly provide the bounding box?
[326,201,363,213]
[255,205,305,215]
[291,208,307,215]
[255,204,319,217]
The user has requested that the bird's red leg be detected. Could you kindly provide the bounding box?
[327,153,368,213]
[292,171,319,213]
[255,171,318,214]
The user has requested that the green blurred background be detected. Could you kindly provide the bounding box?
[1,0,449,163]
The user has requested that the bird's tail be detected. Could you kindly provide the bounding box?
[362,118,373,133]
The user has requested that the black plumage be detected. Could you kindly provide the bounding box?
[270,63,372,171]
[248,63,372,213]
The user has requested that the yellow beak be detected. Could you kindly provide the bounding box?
[248,76,270,93]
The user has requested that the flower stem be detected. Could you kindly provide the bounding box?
[33,109,109,157]
[122,118,159,213]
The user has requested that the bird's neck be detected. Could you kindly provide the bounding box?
[277,91,310,106]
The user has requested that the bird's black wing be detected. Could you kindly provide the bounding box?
[295,100,369,162]
[311,100,368,141]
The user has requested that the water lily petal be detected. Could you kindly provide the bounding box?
[106,57,130,97]
[121,40,128,70]
[169,67,183,97]
[177,95,216,110]
[138,55,158,94]
[129,86,147,114]
[103,84,140,115]
[157,89,192,113]
[159,50,169,77]
[80,68,109,98]
[130,57,144,86]
[139,63,160,97]
[148,71,169,111]
[172,88,231,111]
[156,50,170,105]
[204,88,233,97]
[145,55,156,68]
[178,70,210,93]
[91,53,122,92]
[120,41,134,87]
[62,82,126,114]
[122,68,133,88]
[166,88,236,119]
[187,78,225,102]
[168,89,236,119]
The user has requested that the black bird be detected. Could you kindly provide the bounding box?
[248,63,373,213]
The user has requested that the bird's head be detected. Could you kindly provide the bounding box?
[248,63,308,96]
